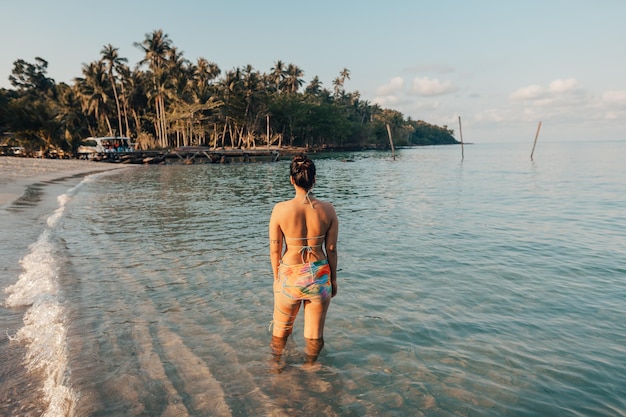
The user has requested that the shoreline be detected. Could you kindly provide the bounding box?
[0,156,129,207]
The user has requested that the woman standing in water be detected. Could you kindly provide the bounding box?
[269,154,338,368]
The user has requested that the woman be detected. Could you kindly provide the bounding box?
[269,154,338,368]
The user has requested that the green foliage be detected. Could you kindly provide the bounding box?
[2,30,459,153]
[407,120,458,146]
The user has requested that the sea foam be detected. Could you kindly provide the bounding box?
[2,175,98,417]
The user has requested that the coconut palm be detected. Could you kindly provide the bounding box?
[100,44,127,137]
[135,29,173,146]
[340,68,351,84]
[305,76,323,96]
[217,68,247,147]
[185,58,222,144]
[284,64,304,94]
[270,60,285,94]
[55,83,89,149]
[332,77,343,98]
[123,68,150,140]
[192,58,220,103]
[115,63,133,137]
[75,60,113,136]
[134,29,172,72]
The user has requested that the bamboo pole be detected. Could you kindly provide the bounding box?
[220,121,228,149]
[458,116,464,160]
[530,121,542,160]
[386,124,396,160]
[267,115,270,148]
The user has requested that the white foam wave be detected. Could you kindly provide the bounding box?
[1,175,98,417]
[47,175,89,228]
[17,300,76,417]
[4,227,77,416]
[5,230,58,307]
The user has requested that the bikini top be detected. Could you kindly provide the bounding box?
[284,234,325,263]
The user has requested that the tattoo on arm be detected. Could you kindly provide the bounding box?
[270,239,281,245]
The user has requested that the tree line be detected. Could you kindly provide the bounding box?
[0,29,459,156]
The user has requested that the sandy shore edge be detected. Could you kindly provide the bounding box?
[0,157,130,207]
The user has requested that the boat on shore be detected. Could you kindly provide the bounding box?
[76,137,135,161]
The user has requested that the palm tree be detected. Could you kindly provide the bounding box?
[134,29,172,72]
[241,64,267,147]
[305,76,322,96]
[333,68,351,99]
[75,60,113,136]
[340,68,351,84]
[270,60,285,93]
[123,68,150,140]
[192,58,220,101]
[134,29,173,146]
[55,82,88,149]
[217,68,247,148]
[149,68,177,147]
[187,58,222,144]
[115,63,133,137]
[284,64,304,94]
[100,44,127,137]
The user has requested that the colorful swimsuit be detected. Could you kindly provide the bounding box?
[275,259,332,301]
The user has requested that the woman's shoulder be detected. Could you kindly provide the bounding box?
[314,199,337,214]
[272,199,295,213]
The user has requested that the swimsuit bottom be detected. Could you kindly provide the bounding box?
[275,259,331,302]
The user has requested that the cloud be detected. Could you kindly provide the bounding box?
[510,85,545,101]
[372,95,401,107]
[511,78,581,101]
[474,108,507,123]
[602,90,626,106]
[410,76,457,96]
[549,78,578,93]
[376,76,404,96]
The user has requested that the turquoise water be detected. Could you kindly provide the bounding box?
[1,141,625,416]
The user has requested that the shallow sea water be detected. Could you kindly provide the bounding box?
[1,141,625,416]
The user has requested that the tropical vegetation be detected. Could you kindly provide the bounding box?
[0,29,459,156]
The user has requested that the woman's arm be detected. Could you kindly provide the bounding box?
[269,204,284,280]
[324,205,339,297]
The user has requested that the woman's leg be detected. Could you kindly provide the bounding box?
[272,293,301,339]
[302,298,331,365]
[302,298,331,339]
[270,294,300,368]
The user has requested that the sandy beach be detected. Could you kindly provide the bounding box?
[0,157,128,207]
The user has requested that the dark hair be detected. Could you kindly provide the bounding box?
[290,154,316,191]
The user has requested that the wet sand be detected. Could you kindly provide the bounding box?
[0,157,128,207]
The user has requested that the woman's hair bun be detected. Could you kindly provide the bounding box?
[290,153,316,190]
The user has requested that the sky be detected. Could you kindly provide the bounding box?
[1,0,625,143]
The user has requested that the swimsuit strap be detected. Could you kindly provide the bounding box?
[298,245,317,264]
[303,189,314,208]
[284,235,325,263]
[285,235,325,241]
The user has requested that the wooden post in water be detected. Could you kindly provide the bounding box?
[530,121,542,160]
[386,124,396,160]
[267,115,270,148]
[458,116,465,160]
